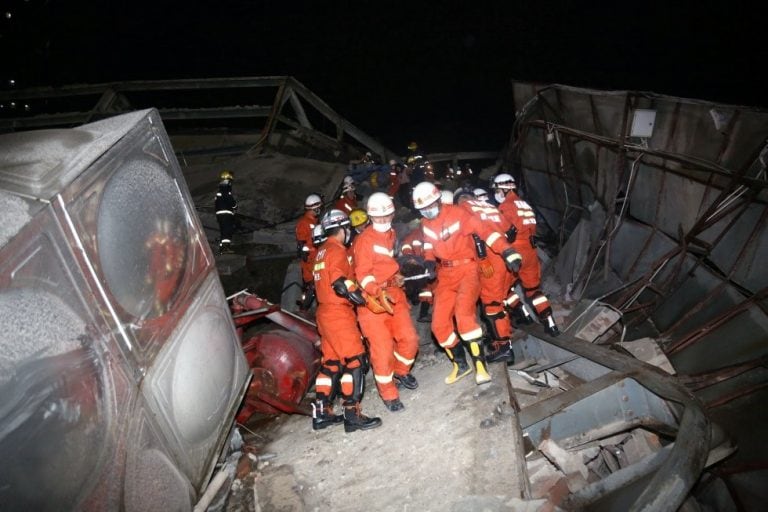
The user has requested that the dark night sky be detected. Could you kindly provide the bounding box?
[1,1,765,152]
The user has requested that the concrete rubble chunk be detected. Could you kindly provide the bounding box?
[538,438,589,492]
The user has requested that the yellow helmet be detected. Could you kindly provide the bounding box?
[348,208,369,228]
[407,141,418,152]
[219,170,234,181]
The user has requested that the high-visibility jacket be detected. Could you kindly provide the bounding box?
[312,236,366,399]
[352,225,419,401]
[498,191,552,316]
[333,194,358,215]
[420,204,512,348]
[460,199,514,340]
[295,210,318,283]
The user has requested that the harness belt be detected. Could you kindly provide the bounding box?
[439,258,474,267]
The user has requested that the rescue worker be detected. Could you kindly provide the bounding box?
[454,190,516,363]
[397,161,412,207]
[334,176,358,214]
[348,208,370,244]
[215,170,237,254]
[312,209,382,432]
[387,160,401,200]
[412,181,522,385]
[473,188,491,205]
[295,193,323,312]
[353,192,420,411]
[492,173,559,336]
[399,219,434,323]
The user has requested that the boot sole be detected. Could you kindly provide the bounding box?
[344,420,383,433]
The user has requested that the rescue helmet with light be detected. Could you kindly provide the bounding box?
[492,173,516,190]
[412,181,441,210]
[366,192,395,217]
[219,170,234,182]
[348,208,369,228]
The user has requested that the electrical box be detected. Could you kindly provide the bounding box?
[630,109,657,138]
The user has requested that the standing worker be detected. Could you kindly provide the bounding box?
[412,182,522,385]
[334,176,359,215]
[295,193,323,312]
[455,191,516,363]
[311,209,382,432]
[353,193,420,412]
[215,170,237,254]
[492,173,559,336]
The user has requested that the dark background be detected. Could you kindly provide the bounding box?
[1,1,764,152]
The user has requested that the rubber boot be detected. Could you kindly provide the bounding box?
[543,314,560,337]
[467,339,492,385]
[512,303,534,325]
[486,338,515,364]
[311,399,343,430]
[417,301,432,323]
[343,403,382,433]
[444,341,472,384]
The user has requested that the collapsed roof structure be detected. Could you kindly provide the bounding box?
[505,82,768,509]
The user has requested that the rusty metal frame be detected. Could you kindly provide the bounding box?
[0,76,399,161]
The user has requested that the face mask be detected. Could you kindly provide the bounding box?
[494,191,506,204]
[420,204,440,219]
[372,221,391,232]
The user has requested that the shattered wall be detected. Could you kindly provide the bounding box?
[507,82,768,507]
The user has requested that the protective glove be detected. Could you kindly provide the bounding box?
[392,273,405,288]
[424,260,437,280]
[478,259,494,279]
[364,292,388,314]
[501,248,522,273]
[332,277,365,306]
[378,289,395,315]
[505,226,518,243]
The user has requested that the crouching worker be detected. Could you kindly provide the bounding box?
[311,209,382,433]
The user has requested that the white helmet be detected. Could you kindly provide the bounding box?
[342,176,355,193]
[389,159,397,166]
[305,193,322,209]
[473,188,490,200]
[492,173,516,190]
[366,192,395,217]
[412,181,441,209]
[440,189,454,205]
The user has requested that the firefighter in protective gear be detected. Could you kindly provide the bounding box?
[334,176,359,214]
[492,173,559,336]
[312,209,382,432]
[473,188,491,204]
[387,159,401,199]
[295,193,323,312]
[215,170,237,253]
[412,181,521,385]
[399,220,434,323]
[352,193,420,411]
[455,193,516,364]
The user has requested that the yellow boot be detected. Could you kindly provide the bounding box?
[468,339,492,385]
[444,342,472,384]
